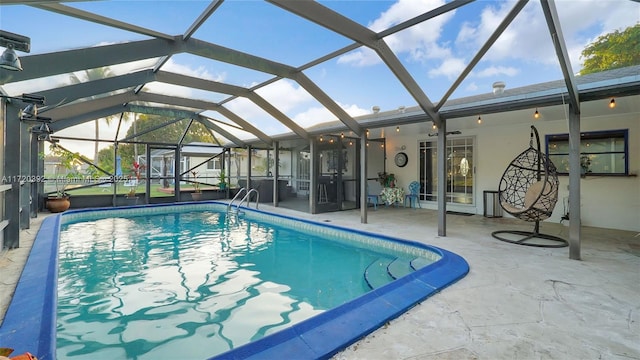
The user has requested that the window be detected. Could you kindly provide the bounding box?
[207,159,220,170]
[546,129,628,176]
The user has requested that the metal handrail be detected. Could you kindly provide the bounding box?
[237,188,259,211]
[227,187,247,213]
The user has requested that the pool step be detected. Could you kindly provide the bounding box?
[387,258,414,280]
[410,257,434,271]
[365,256,437,290]
[364,257,395,289]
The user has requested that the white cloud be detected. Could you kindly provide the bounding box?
[162,58,226,82]
[2,74,70,95]
[255,79,314,113]
[465,1,554,63]
[226,97,267,121]
[225,78,370,133]
[293,103,369,128]
[337,0,456,67]
[138,58,229,101]
[456,0,640,69]
[474,66,519,78]
[428,57,466,79]
[555,0,639,68]
[335,0,637,83]
[465,82,478,92]
[337,48,380,67]
[342,103,370,117]
[368,0,445,33]
[53,120,126,158]
[293,106,335,128]
[142,81,194,98]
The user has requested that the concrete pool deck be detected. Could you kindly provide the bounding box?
[2,205,639,359]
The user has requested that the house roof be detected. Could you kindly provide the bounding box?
[298,64,640,140]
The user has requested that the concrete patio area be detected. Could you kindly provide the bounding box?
[1,205,638,359]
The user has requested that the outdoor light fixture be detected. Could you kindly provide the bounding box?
[534,109,540,119]
[0,30,31,72]
[477,116,482,124]
[0,44,22,71]
[0,93,53,122]
[340,132,344,138]
[396,126,400,132]
[432,124,437,130]
[609,98,616,109]
[31,121,54,141]
[319,135,324,142]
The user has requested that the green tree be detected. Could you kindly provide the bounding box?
[117,114,215,174]
[579,24,640,75]
[96,147,115,175]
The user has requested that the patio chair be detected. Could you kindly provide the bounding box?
[367,180,382,210]
[367,193,379,210]
[404,181,421,208]
[491,125,568,248]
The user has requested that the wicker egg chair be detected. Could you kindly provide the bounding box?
[491,126,568,248]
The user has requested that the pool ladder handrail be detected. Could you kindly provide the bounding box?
[227,188,259,214]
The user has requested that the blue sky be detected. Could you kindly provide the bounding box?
[1,0,638,155]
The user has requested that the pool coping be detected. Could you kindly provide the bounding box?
[0,201,469,359]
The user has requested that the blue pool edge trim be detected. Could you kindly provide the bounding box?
[0,214,59,359]
[0,202,469,360]
[211,206,469,360]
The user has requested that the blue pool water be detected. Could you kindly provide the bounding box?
[56,210,431,359]
[0,202,469,359]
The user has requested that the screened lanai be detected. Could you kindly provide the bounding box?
[1,0,639,260]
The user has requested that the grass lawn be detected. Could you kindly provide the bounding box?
[55,184,200,197]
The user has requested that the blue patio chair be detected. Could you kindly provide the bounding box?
[367,181,382,210]
[404,181,421,208]
[367,193,379,210]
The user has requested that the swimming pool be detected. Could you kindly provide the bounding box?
[0,202,469,359]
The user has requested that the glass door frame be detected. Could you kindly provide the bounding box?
[147,145,178,203]
[419,136,476,206]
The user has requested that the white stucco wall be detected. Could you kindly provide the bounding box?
[384,111,640,232]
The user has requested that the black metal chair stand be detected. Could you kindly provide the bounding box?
[491,126,568,248]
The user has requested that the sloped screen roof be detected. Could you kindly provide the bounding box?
[1,0,639,151]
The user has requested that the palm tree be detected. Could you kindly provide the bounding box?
[68,67,121,162]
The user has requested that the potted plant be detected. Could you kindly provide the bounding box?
[191,170,202,201]
[46,144,83,213]
[124,161,142,204]
[377,171,396,188]
[218,169,227,190]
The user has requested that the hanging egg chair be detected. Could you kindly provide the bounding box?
[492,125,568,247]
